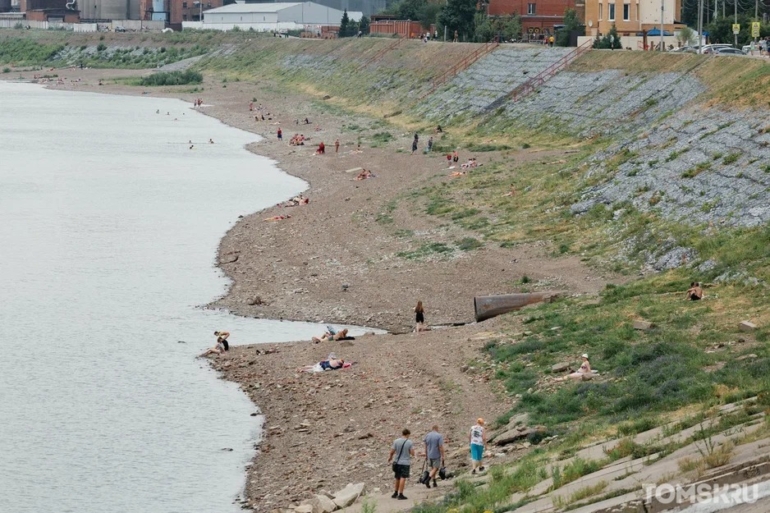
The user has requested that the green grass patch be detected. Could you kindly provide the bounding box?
[140,70,203,86]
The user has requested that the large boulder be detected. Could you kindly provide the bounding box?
[332,483,365,509]
[494,427,533,446]
[309,494,337,513]
[294,505,313,513]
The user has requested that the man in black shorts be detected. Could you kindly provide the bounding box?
[387,428,415,500]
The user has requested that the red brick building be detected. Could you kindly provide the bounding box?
[160,0,221,23]
[488,0,583,38]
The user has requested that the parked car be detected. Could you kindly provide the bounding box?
[714,47,747,56]
[702,44,734,54]
[114,26,126,32]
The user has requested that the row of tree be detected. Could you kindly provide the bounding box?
[340,0,585,44]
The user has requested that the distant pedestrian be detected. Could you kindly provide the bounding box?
[335,138,340,153]
[277,128,283,141]
[469,418,486,474]
[388,428,415,500]
[453,30,459,43]
[423,425,444,488]
[452,150,459,163]
[411,138,418,154]
[249,101,253,111]
[414,300,425,333]
[426,137,433,153]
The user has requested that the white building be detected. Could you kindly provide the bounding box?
[183,1,362,31]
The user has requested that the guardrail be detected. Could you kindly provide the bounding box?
[356,36,406,70]
[417,41,499,100]
[508,40,593,103]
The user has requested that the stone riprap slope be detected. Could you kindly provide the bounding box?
[416,46,573,121]
[501,70,705,138]
[572,108,770,229]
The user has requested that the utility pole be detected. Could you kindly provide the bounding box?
[734,0,737,49]
[697,0,703,52]
[660,0,664,50]
[755,0,759,44]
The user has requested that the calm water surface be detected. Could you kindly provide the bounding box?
[0,82,362,513]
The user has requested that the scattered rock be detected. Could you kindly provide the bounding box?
[736,354,758,361]
[739,321,757,331]
[633,320,654,331]
[293,505,313,513]
[332,483,365,509]
[308,494,337,513]
[551,362,571,373]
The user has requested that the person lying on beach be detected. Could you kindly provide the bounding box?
[265,214,291,221]
[450,171,466,178]
[298,357,346,373]
[283,194,309,207]
[503,186,516,197]
[354,169,376,181]
[312,328,349,344]
[461,159,479,170]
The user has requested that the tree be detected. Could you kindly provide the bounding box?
[438,0,476,41]
[419,2,441,29]
[556,8,582,46]
[395,0,426,20]
[677,26,696,47]
[339,10,353,37]
[593,24,622,49]
[473,14,521,42]
[358,15,370,35]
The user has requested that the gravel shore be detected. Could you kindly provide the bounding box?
[36,67,618,511]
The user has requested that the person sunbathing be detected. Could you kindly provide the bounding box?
[265,214,291,221]
[557,354,597,382]
[503,186,516,197]
[354,169,371,180]
[312,328,349,344]
[686,282,703,301]
[450,171,466,178]
[298,357,346,373]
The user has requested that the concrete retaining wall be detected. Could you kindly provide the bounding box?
[415,46,574,122]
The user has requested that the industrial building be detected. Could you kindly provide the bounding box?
[189,2,362,31]
[241,0,384,17]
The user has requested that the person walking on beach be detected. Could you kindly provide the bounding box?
[423,425,444,488]
[469,418,486,474]
[414,301,426,333]
[387,428,414,500]
[426,137,433,153]
[411,133,419,154]
[277,128,283,141]
[335,139,340,153]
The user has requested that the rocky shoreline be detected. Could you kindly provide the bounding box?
[30,67,618,511]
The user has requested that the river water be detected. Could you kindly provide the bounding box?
[0,82,361,513]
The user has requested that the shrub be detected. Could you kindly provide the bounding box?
[139,70,203,86]
[97,43,106,52]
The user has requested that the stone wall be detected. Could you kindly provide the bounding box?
[572,108,770,229]
[415,46,574,121]
[502,69,704,137]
